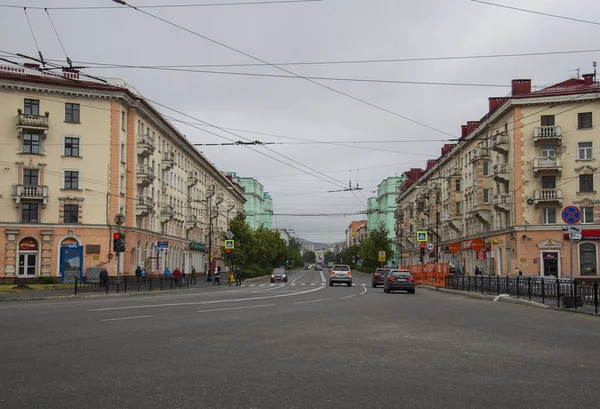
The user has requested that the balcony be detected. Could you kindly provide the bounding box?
[492,193,511,212]
[162,151,175,171]
[136,196,154,216]
[447,167,461,178]
[136,164,155,187]
[533,157,561,175]
[187,171,199,187]
[534,188,562,205]
[441,214,461,231]
[492,163,510,183]
[136,133,156,158]
[470,147,490,163]
[17,110,49,138]
[533,126,561,145]
[469,203,492,224]
[185,215,198,230]
[160,206,174,223]
[491,132,509,153]
[12,184,49,208]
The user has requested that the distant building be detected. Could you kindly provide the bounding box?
[226,173,273,229]
[345,220,367,247]
[367,176,406,261]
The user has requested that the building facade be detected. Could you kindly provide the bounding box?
[345,220,367,248]
[395,74,600,278]
[367,176,406,261]
[0,65,245,281]
[228,173,273,229]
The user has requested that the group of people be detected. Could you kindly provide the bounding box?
[104,265,243,286]
[211,266,243,286]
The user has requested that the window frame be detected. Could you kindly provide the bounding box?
[579,242,597,276]
[482,161,489,176]
[24,99,40,116]
[541,115,555,126]
[23,132,40,155]
[543,207,557,224]
[578,112,593,129]
[483,188,490,204]
[21,202,39,223]
[541,175,556,189]
[581,206,594,224]
[64,136,80,157]
[577,141,593,160]
[120,143,126,164]
[65,103,80,123]
[63,170,80,190]
[455,179,461,192]
[23,168,39,186]
[541,144,556,157]
[579,174,594,193]
[63,204,79,224]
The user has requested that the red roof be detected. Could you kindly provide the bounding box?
[514,78,600,99]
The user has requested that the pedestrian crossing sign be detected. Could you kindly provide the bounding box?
[225,240,234,249]
[416,231,428,242]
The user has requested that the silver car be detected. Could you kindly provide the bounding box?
[329,264,352,287]
[271,268,288,283]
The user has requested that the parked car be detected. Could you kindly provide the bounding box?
[371,268,389,287]
[271,268,288,283]
[384,269,415,294]
[329,264,352,287]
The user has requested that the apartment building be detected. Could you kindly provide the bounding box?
[227,173,273,229]
[345,220,367,247]
[395,73,600,278]
[0,65,245,281]
[367,176,406,260]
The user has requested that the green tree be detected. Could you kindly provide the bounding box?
[225,213,254,269]
[303,250,316,264]
[358,225,393,272]
[324,250,335,264]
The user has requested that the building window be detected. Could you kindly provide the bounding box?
[65,103,80,123]
[580,243,597,276]
[578,112,593,129]
[64,170,79,190]
[582,206,594,224]
[22,202,39,223]
[24,99,39,115]
[121,143,126,163]
[23,169,39,186]
[455,202,461,215]
[543,207,557,224]
[482,161,489,176]
[23,133,40,154]
[483,189,489,204]
[121,111,126,131]
[120,175,125,195]
[541,144,556,157]
[579,174,594,193]
[541,115,555,126]
[63,204,79,224]
[578,142,593,160]
[64,137,80,157]
[541,175,556,189]
[455,179,461,192]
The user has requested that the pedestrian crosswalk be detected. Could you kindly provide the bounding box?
[239,282,359,287]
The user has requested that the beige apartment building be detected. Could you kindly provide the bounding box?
[0,65,244,282]
[396,73,600,278]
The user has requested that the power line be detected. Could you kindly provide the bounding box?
[0,0,325,10]
[111,0,456,139]
[471,1,600,27]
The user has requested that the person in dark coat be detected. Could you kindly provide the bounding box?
[474,266,480,276]
[135,266,142,280]
[235,268,243,286]
[99,268,108,287]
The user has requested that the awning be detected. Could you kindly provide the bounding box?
[563,229,600,240]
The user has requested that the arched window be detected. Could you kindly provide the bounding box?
[579,242,597,276]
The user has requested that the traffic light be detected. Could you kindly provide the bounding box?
[226,248,232,260]
[112,232,126,253]
[419,242,425,264]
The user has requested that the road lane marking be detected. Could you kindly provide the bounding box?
[320,271,325,282]
[90,283,326,312]
[251,284,284,293]
[291,273,305,284]
[259,284,266,287]
[339,294,357,299]
[101,315,151,322]
[359,284,368,295]
[198,304,274,313]
[295,298,331,304]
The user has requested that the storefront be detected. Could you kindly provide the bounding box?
[17,237,39,278]
[562,230,599,277]
[189,242,206,274]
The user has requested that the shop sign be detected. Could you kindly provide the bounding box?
[190,242,206,252]
[19,237,38,251]
[461,240,472,250]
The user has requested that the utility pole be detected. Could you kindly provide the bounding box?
[207,189,214,282]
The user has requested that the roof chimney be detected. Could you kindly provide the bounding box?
[466,121,480,135]
[489,97,509,112]
[461,125,468,138]
[23,63,40,70]
[511,79,532,96]
[582,73,595,85]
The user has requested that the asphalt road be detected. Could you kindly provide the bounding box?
[1,268,599,409]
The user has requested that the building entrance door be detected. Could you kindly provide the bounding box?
[542,252,559,277]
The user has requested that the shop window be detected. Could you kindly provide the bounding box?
[18,237,39,277]
[579,243,597,276]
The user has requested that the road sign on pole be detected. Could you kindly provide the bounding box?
[416,231,428,242]
[378,251,386,262]
[225,240,235,250]
[476,251,486,261]
[426,243,435,251]
[562,225,582,234]
[571,233,582,242]
[225,230,234,240]
[562,206,581,224]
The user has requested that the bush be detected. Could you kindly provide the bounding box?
[242,264,273,279]
[42,277,57,285]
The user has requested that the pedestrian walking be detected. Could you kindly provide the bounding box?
[235,268,243,286]
[515,267,523,276]
[191,266,197,285]
[474,266,480,276]
[99,268,108,288]
[141,267,147,282]
[173,268,182,286]
[213,267,221,286]
[135,265,142,280]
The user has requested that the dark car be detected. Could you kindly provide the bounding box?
[371,268,389,287]
[384,270,415,294]
[271,268,288,283]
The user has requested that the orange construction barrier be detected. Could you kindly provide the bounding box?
[400,262,449,288]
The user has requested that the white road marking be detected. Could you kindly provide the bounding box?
[249,284,256,287]
[310,283,315,286]
[101,315,151,322]
[359,284,368,295]
[295,298,331,305]
[292,273,305,284]
[90,283,326,312]
[291,284,296,286]
[251,284,284,293]
[320,271,325,282]
[259,284,266,287]
[197,304,274,313]
[339,294,357,299]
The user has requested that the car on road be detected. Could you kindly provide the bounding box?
[371,268,389,287]
[314,264,323,271]
[384,269,415,294]
[329,264,352,287]
[271,268,288,283]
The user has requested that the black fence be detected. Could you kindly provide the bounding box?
[445,275,599,314]
[74,275,192,295]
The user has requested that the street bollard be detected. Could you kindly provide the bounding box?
[74,278,78,296]
[468,276,471,292]
[516,275,520,299]
[556,278,561,308]
[541,278,545,304]
[594,282,598,315]
[497,276,500,296]
[574,280,578,311]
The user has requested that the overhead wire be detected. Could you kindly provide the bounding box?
[0,1,326,10]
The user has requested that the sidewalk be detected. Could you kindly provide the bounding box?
[0,274,229,302]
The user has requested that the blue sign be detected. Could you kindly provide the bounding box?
[416,231,428,242]
[157,240,169,249]
[561,206,581,224]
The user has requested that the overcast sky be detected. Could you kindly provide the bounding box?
[2,0,599,243]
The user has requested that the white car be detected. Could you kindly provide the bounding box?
[329,264,352,287]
